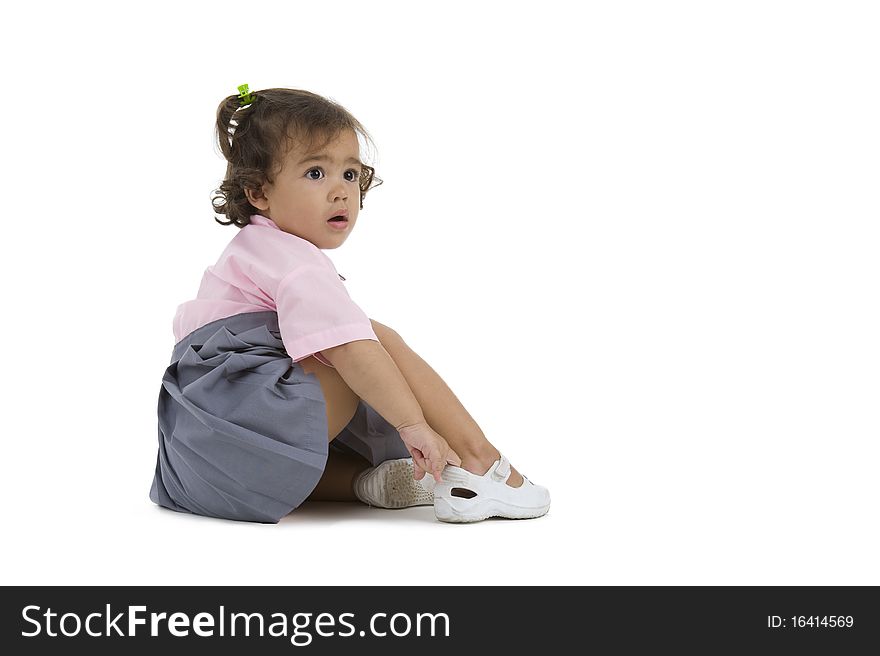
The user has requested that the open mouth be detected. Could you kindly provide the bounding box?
[327,216,348,224]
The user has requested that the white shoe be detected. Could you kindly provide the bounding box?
[433,454,550,523]
[353,458,434,508]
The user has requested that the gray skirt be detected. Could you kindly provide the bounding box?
[149,310,410,524]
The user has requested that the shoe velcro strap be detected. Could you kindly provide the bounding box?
[491,455,511,482]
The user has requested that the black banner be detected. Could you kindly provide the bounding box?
[1,586,876,653]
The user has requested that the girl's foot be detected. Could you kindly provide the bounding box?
[433,453,550,523]
[353,458,434,509]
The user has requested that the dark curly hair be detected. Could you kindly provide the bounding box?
[211,87,383,228]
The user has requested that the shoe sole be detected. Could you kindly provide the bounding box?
[434,496,551,523]
[358,459,434,509]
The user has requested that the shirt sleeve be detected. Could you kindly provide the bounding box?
[276,264,379,366]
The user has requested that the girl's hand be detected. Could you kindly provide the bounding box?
[396,421,462,483]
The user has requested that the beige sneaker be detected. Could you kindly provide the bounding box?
[353,458,435,508]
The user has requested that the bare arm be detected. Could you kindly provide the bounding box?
[322,339,462,480]
[319,339,426,432]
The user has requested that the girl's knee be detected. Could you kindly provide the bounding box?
[370,318,401,345]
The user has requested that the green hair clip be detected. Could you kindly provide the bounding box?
[237,83,256,107]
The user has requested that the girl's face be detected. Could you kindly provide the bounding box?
[246,129,363,249]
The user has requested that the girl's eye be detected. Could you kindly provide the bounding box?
[306,167,362,181]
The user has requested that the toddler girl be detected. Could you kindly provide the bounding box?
[149,85,550,524]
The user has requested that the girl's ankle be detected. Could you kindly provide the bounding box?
[458,448,501,476]
[458,450,523,488]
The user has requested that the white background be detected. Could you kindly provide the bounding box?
[1,0,877,585]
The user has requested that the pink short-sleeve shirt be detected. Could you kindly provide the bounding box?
[172,214,378,367]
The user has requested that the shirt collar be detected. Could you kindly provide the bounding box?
[248,214,280,231]
[247,214,329,259]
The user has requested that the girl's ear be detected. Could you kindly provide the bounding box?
[245,185,270,211]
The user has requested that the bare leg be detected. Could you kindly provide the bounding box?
[372,322,523,488]
[304,447,371,502]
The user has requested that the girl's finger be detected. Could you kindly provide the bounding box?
[412,459,425,480]
[412,452,429,476]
